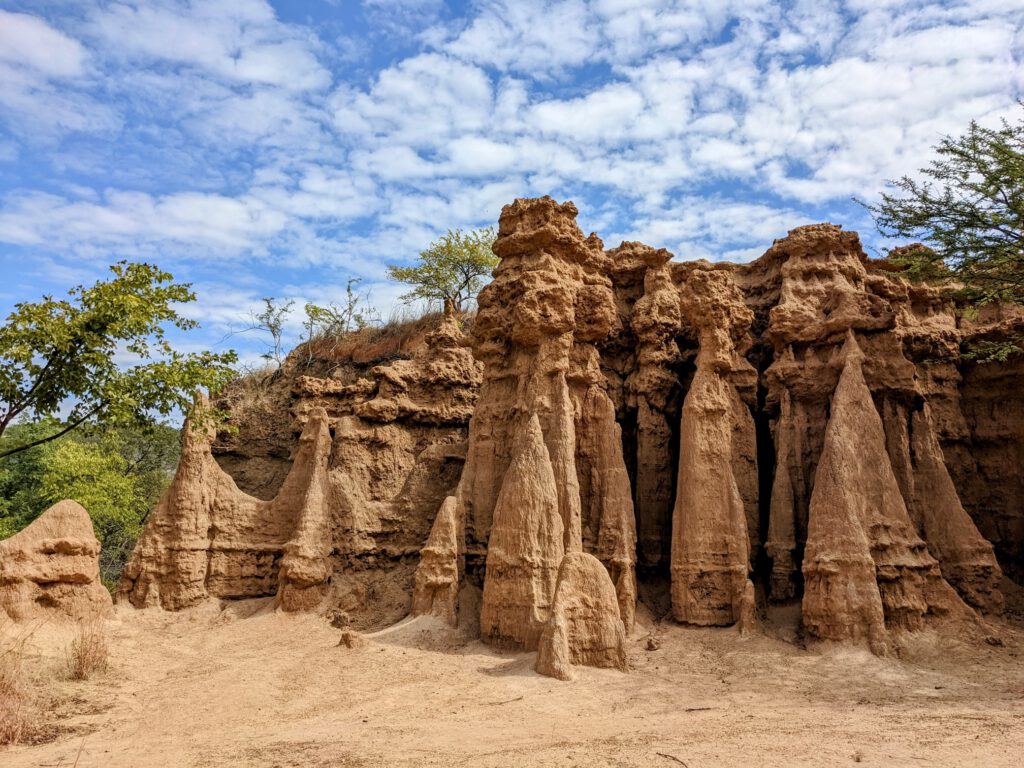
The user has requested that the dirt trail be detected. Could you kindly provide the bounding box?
[3,602,1022,768]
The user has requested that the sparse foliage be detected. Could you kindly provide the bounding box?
[298,280,382,367]
[248,297,295,369]
[0,262,237,459]
[861,106,1024,359]
[387,227,498,313]
[303,279,380,338]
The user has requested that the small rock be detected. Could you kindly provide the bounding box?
[337,629,364,649]
[646,636,661,651]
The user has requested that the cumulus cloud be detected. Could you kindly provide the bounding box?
[0,189,287,254]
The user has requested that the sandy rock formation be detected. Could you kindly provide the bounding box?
[123,197,1023,658]
[411,496,461,625]
[802,335,970,652]
[479,414,564,650]
[670,269,758,626]
[625,246,683,569]
[121,311,479,627]
[415,196,638,637]
[0,500,112,622]
[882,400,1003,613]
[119,403,335,611]
[535,551,628,680]
[276,409,334,611]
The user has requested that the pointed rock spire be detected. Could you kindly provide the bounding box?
[479,414,565,650]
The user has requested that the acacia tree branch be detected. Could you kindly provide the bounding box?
[0,405,102,461]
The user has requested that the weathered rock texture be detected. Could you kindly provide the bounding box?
[119,311,481,629]
[535,552,628,680]
[670,269,758,626]
[0,500,113,622]
[121,196,1022,658]
[414,196,639,649]
[479,415,564,649]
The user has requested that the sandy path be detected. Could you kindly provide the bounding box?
[3,601,1022,768]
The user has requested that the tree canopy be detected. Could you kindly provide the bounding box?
[0,261,237,458]
[861,107,1023,358]
[387,227,498,313]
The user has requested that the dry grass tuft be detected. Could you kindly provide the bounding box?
[0,638,36,745]
[65,623,109,681]
[302,308,448,366]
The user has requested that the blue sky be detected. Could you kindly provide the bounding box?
[0,0,1021,364]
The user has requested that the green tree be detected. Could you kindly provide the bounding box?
[0,261,237,458]
[0,419,180,588]
[387,226,498,313]
[0,419,57,537]
[861,107,1024,358]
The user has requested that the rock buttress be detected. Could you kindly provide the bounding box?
[670,269,757,626]
[802,335,971,652]
[416,196,637,633]
[277,408,334,611]
[411,495,461,625]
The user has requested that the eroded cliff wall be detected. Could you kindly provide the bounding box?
[118,196,1022,660]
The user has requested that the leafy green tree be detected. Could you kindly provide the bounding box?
[0,261,237,458]
[387,227,498,313]
[861,107,1023,358]
[0,419,57,537]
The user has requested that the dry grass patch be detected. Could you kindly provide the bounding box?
[65,623,109,681]
[0,637,38,746]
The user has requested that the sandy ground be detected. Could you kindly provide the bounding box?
[2,598,1022,768]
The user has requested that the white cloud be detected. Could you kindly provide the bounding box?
[362,0,445,39]
[87,0,331,91]
[0,189,288,254]
[0,10,87,77]
[441,0,599,74]
[612,197,813,260]
[331,53,493,147]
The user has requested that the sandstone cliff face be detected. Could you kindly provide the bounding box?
[121,196,1021,661]
[0,500,112,622]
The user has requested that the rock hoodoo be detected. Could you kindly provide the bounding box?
[111,196,1021,662]
[0,500,113,622]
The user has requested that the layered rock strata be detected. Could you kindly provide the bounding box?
[0,500,113,622]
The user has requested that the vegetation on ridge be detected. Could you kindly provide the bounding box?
[862,105,1024,360]
[387,226,498,313]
